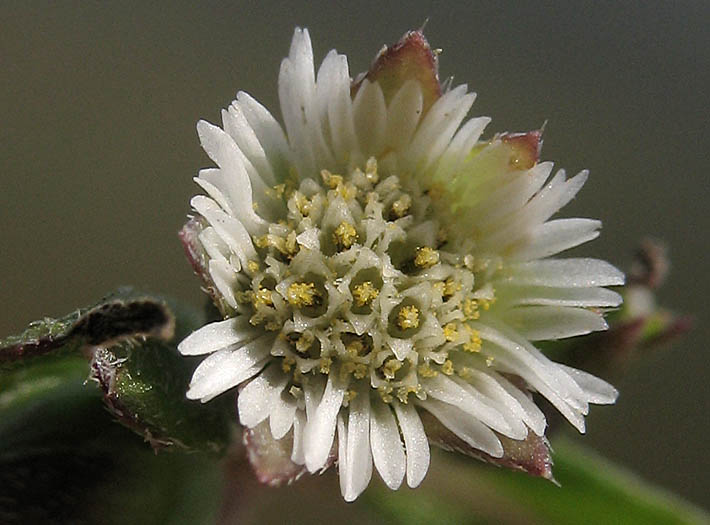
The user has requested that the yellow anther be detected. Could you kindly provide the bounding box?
[344,389,358,404]
[417,363,439,378]
[365,157,379,183]
[247,260,260,273]
[253,288,273,307]
[462,325,482,353]
[254,235,270,249]
[287,282,318,307]
[353,363,368,379]
[443,278,461,297]
[339,183,358,201]
[457,366,473,379]
[443,322,459,342]
[285,230,298,255]
[397,385,420,404]
[397,305,420,330]
[281,356,296,373]
[288,385,303,398]
[391,194,412,218]
[295,332,314,353]
[414,246,440,268]
[293,191,311,216]
[273,183,286,198]
[441,359,454,376]
[382,359,403,380]
[319,356,332,374]
[378,385,394,403]
[345,338,366,357]
[463,298,481,320]
[321,169,343,189]
[333,221,358,249]
[352,281,379,307]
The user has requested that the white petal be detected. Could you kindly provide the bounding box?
[238,364,288,428]
[504,306,609,340]
[353,79,387,157]
[559,364,619,405]
[269,392,298,439]
[234,91,291,180]
[490,372,547,436]
[321,52,359,165]
[208,258,239,308]
[186,336,273,402]
[431,116,490,183]
[179,316,260,356]
[222,105,277,186]
[385,80,424,152]
[406,85,473,170]
[505,258,625,288]
[304,373,346,472]
[422,374,514,436]
[393,402,430,488]
[419,399,503,458]
[496,284,623,308]
[291,409,307,465]
[514,218,602,261]
[370,400,406,490]
[191,195,257,270]
[453,374,528,440]
[196,120,269,233]
[337,413,349,499]
[342,386,373,501]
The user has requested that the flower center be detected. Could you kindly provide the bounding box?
[237,158,497,404]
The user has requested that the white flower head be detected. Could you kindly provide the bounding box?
[179,28,623,501]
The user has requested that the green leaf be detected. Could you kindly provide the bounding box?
[0,287,175,368]
[0,288,232,454]
[364,439,708,525]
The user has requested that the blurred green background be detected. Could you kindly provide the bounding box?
[1,0,708,515]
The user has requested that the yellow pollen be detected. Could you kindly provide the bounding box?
[272,183,286,198]
[462,325,482,353]
[282,356,296,373]
[397,305,420,330]
[247,260,260,273]
[352,281,379,307]
[441,359,455,375]
[253,288,273,307]
[463,298,481,320]
[391,194,412,218]
[414,246,440,268]
[365,157,379,184]
[287,282,318,307]
[443,323,458,342]
[319,356,332,374]
[295,332,315,353]
[345,338,366,357]
[321,169,344,189]
[378,385,394,403]
[382,359,403,380]
[333,221,358,249]
[344,389,358,404]
[486,356,495,366]
[340,362,368,381]
[397,385,420,404]
[444,278,461,297]
[457,366,473,379]
[417,363,439,378]
[293,191,311,216]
